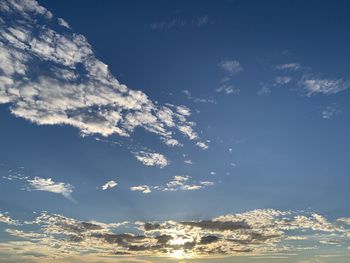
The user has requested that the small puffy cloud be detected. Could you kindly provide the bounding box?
[133,151,169,168]
[210,171,216,175]
[130,185,152,194]
[26,177,74,200]
[101,180,118,190]
[219,59,243,75]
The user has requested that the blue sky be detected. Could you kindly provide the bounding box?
[1,0,350,262]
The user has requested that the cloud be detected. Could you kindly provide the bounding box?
[1,209,350,260]
[0,0,206,168]
[274,76,292,86]
[133,151,168,168]
[0,212,18,225]
[130,175,214,194]
[301,78,350,96]
[216,84,240,95]
[57,17,70,29]
[321,104,341,119]
[219,60,243,75]
[257,83,272,96]
[276,63,301,71]
[182,90,216,104]
[26,177,74,200]
[101,180,118,190]
[150,15,211,30]
[196,141,209,150]
[130,185,152,194]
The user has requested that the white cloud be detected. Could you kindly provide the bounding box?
[216,84,240,95]
[196,141,209,150]
[130,175,214,194]
[130,185,152,194]
[302,78,350,96]
[101,180,118,190]
[0,0,207,169]
[26,177,74,200]
[184,159,193,164]
[219,59,243,75]
[57,17,70,29]
[133,151,168,168]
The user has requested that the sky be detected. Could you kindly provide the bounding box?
[0,0,350,262]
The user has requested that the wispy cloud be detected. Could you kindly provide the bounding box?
[276,63,301,71]
[219,59,243,75]
[26,177,74,200]
[321,103,341,119]
[216,84,240,95]
[150,15,211,30]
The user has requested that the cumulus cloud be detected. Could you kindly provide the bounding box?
[0,0,206,168]
[101,180,118,190]
[1,209,350,260]
[26,177,74,200]
[133,151,168,168]
[130,175,214,194]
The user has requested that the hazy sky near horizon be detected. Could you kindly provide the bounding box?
[1,0,350,262]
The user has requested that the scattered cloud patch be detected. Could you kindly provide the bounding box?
[2,209,350,259]
[182,90,216,104]
[216,84,240,95]
[101,180,118,190]
[133,151,169,168]
[301,78,350,96]
[274,76,292,86]
[0,0,206,169]
[130,175,214,194]
[321,104,341,119]
[219,59,243,75]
